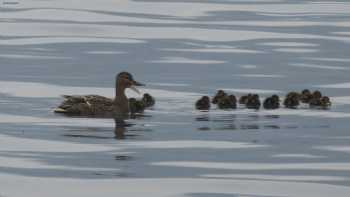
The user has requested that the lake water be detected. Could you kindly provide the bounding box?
[1,0,350,196]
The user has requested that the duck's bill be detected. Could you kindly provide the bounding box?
[132,80,145,86]
[130,85,141,94]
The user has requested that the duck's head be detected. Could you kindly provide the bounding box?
[116,72,144,94]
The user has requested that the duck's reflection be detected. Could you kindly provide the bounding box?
[114,114,151,140]
[59,114,150,140]
[114,118,127,139]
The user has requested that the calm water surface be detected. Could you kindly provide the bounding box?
[1,0,350,196]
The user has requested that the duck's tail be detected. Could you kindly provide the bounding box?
[53,107,67,113]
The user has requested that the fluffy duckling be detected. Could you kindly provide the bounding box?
[142,93,155,107]
[239,93,252,105]
[310,96,331,109]
[217,94,237,109]
[286,91,300,99]
[195,96,211,110]
[263,95,280,109]
[129,98,146,114]
[246,94,261,109]
[312,90,322,100]
[320,96,332,108]
[283,92,300,109]
[212,90,227,104]
[300,89,312,103]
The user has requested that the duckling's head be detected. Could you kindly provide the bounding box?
[302,89,311,95]
[143,93,151,98]
[129,98,137,103]
[228,95,237,102]
[116,72,144,94]
[312,90,322,99]
[286,92,299,98]
[321,96,331,106]
[252,94,259,99]
[271,94,279,102]
[202,96,210,102]
[216,90,226,96]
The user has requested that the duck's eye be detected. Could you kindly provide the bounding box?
[126,73,133,81]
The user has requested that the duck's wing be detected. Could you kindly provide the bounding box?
[84,95,113,106]
[54,95,113,115]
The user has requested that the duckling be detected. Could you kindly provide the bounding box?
[129,98,146,114]
[142,93,155,107]
[246,94,261,109]
[286,91,301,99]
[195,96,211,110]
[310,96,331,109]
[320,96,332,108]
[300,89,312,103]
[283,92,299,109]
[263,94,280,109]
[308,90,323,107]
[212,90,227,104]
[239,93,252,105]
[217,94,237,109]
[312,90,322,100]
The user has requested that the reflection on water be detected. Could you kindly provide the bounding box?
[114,118,128,140]
[195,114,210,122]
[59,114,151,140]
[187,193,284,197]
[264,125,280,129]
[195,113,330,131]
[115,155,133,161]
[0,0,349,195]
[114,114,151,140]
[63,134,112,139]
[240,124,259,130]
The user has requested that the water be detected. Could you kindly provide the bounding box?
[1,0,350,196]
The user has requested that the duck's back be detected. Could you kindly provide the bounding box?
[55,95,114,116]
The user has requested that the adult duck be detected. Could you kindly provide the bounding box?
[54,72,144,117]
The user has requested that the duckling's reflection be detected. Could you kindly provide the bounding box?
[240,124,259,130]
[264,125,281,129]
[264,115,280,119]
[196,114,210,122]
[195,114,238,131]
[195,113,284,131]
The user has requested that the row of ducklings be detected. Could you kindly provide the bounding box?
[129,93,155,113]
[196,89,331,110]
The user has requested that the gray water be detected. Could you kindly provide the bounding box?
[1,0,350,196]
